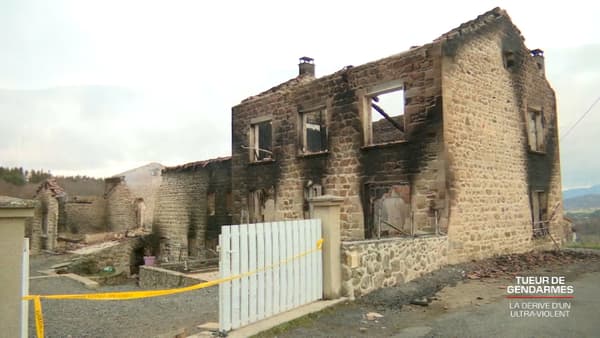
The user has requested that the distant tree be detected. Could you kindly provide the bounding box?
[29,169,52,184]
[0,166,26,186]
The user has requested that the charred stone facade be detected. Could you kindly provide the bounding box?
[228,7,567,262]
[154,157,231,260]
[440,9,565,262]
[232,38,445,241]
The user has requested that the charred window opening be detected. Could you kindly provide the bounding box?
[366,183,412,238]
[300,109,327,153]
[41,202,49,236]
[207,192,216,216]
[531,190,548,237]
[503,51,515,70]
[248,186,276,223]
[249,120,273,162]
[528,110,544,152]
[364,83,406,145]
[303,181,323,218]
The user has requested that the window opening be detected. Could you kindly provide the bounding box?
[301,109,327,153]
[368,88,405,144]
[250,120,273,161]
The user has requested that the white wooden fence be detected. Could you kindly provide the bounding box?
[219,219,323,332]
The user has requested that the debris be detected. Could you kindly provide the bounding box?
[102,266,115,273]
[359,327,367,332]
[476,296,484,300]
[410,297,429,306]
[196,322,219,332]
[465,251,598,280]
[365,312,384,320]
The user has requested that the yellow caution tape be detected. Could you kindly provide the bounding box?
[33,296,44,338]
[316,238,324,249]
[24,238,324,337]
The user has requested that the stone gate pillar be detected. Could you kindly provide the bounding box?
[309,195,344,299]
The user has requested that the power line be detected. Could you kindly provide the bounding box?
[561,95,600,141]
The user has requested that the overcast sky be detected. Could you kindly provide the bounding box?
[1,0,599,189]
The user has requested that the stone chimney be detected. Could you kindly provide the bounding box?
[530,49,545,76]
[298,56,315,77]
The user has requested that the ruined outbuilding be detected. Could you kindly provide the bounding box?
[26,178,66,253]
[154,157,232,260]
[25,164,160,254]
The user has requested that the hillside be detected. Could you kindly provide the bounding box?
[563,184,600,199]
[564,194,600,210]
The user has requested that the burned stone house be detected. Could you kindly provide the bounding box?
[229,7,567,265]
[154,8,568,285]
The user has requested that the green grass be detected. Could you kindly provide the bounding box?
[250,306,338,338]
[566,242,600,250]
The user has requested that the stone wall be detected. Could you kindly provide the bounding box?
[231,43,446,241]
[120,163,163,230]
[139,266,204,289]
[65,196,106,233]
[105,178,137,232]
[154,158,231,260]
[341,236,448,298]
[76,237,143,276]
[440,9,566,263]
[29,190,60,254]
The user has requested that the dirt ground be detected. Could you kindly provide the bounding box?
[257,249,600,338]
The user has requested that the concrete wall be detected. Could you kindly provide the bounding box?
[231,43,446,241]
[341,236,448,298]
[0,196,34,337]
[441,9,566,263]
[65,196,107,233]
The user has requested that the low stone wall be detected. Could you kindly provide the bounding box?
[76,237,143,276]
[341,235,448,298]
[139,266,205,289]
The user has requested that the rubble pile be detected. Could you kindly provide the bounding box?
[466,250,599,279]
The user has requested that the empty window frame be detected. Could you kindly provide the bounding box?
[503,51,516,70]
[248,187,276,223]
[249,119,273,161]
[531,190,548,237]
[364,82,406,145]
[366,183,412,239]
[528,109,544,152]
[300,109,327,153]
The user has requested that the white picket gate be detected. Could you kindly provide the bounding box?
[218,219,323,332]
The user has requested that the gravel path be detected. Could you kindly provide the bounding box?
[27,255,218,338]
